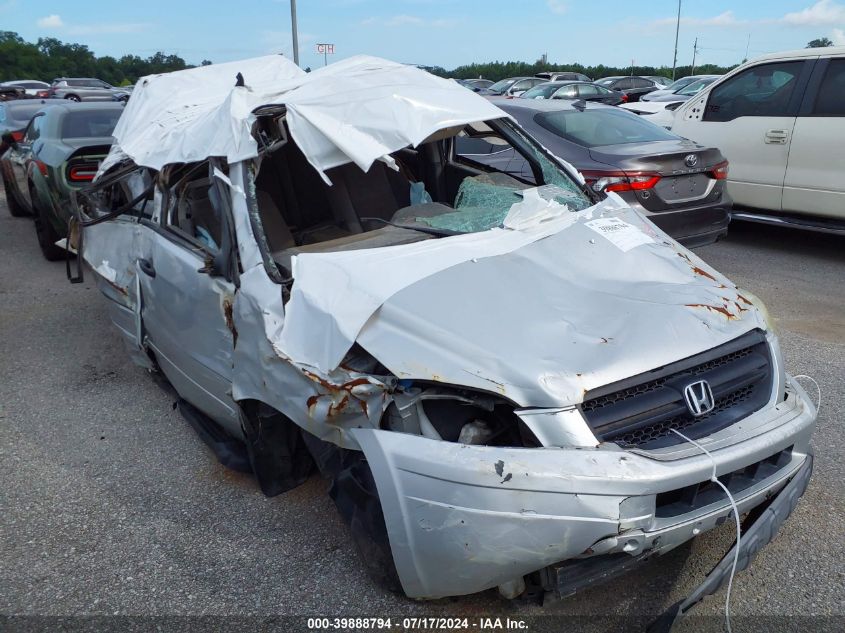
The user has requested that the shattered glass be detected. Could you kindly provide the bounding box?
[415,174,525,232]
[415,174,580,233]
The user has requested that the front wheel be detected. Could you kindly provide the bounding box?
[31,189,66,261]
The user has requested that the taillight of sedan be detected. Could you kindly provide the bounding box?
[66,162,98,183]
[582,161,729,193]
[710,160,729,180]
[581,170,660,193]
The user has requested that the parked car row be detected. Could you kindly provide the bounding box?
[0,78,132,102]
[463,72,667,102]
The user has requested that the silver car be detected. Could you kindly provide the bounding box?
[49,78,125,102]
[73,56,815,621]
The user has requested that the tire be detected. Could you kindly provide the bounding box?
[329,452,403,594]
[31,189,66,261]
[64,94,81,102]
[2,171,29,217]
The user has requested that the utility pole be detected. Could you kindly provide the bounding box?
[672,0,682,80]
[691,37,698,75]
[744,33,751,62]
[290,0,300,66]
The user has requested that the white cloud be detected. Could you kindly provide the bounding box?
[67,23,152,35]
[651,10,744,28]
[547,0,568,14]
[361,14,457,28]
[781,1,845,27]
[833,27,845,44]
[36,14,151,35]
[36,14,63,28]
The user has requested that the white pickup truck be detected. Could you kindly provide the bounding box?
[671,46,845,234]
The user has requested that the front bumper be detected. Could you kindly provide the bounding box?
[352,377,815,599]
[648,452,813,632]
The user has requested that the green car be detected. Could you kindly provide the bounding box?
[1,101,122,260]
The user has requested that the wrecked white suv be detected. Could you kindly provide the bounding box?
[71,56,815,617]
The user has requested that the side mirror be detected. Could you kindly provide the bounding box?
[1,132,17,147]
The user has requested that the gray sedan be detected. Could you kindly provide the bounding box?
[472,99,731,246]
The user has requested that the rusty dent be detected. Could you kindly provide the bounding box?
[302,370,384,419]
[222,297,238,345]
[685,303,738,320]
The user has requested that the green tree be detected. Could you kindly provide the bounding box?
[0,31,194,83]
[806,37,834,48]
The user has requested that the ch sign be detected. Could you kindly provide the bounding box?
[316,43,335,65]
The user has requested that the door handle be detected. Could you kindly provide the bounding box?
[764,129,789,144]
[137,258,156,278]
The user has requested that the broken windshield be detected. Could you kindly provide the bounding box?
[251,116,594,275]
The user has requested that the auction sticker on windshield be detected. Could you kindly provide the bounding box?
[586,217,653,252]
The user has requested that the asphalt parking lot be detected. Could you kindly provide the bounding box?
[1,198,842,629]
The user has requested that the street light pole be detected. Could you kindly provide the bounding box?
[290,0,300,66]
[672,0,682,80]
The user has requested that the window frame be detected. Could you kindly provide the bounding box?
[450,117,597,204]
[553,84,578,99]
[703,59,813,122]
[800,57,845,117]
[23,112,45,143]
[576,84,600,97]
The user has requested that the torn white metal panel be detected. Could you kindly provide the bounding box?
[354,204,767,407]
[278,194,611,373]
[231,264,388,449]
[104,55,507,182]
[280,57,510,180]
[109,55,305,173]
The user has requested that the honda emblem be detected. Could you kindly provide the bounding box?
[684,380,715,416]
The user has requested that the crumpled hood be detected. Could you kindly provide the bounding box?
[356,206,766,407]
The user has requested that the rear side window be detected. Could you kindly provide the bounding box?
[535,108,678,148]
[554,84,578,99]
[704,61,804,121]
[811,59,845,116]
[24,114,43,142]
[61,110,122,138]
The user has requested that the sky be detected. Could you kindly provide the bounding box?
[2,0,845,70]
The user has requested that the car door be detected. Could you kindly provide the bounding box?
[10,112,43,207]
[93,80,113,101]
[673,59,813,211]
[782,56,845,220]
[613,77,633,95]
[138,162,241,433]
[79,80,99,100]
[508,78,540,97]
[552,84,578,100]
[576,83,614,103]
